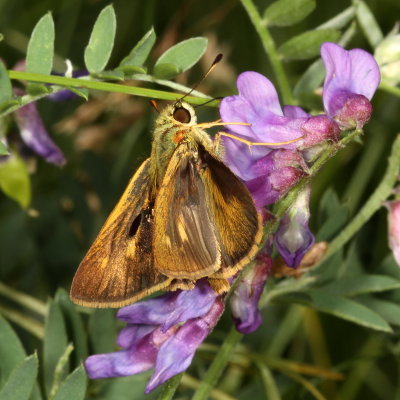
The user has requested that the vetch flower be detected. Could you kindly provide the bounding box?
[284,105,340,149]
[244,149,306,208]
[13,94,66,166]
[385,200,400,266]
[85,279,224,393]
[230,250,272,333]
[274,185,315,268]
[220,71,306,181]
[219,71,339,209]
[11,61,68,166]
[375,33,400,86]
[321,42,380,130]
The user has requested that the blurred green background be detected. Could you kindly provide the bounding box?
[1,0,400,399]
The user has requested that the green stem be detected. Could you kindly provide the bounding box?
[327,134,400,257]
[131,74,210,99]
[239,0,293,104]
[265,129,363,238]
[0,304,44,339]
[48,343,74,400]
[335,335,383,400]
[6,70,219,115]
[192,327,243,400]
[157,373,183,400]
[0,281,47,316]
[342,128,388,215]
[379,81,400,98]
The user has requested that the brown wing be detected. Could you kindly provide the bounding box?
[70,159,172,308]
[153,143,221,279]
[198,145,263,278]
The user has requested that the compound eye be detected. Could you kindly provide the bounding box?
[173,107,191,124]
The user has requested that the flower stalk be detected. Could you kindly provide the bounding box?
[5,70,218,119]
[192,327,243,400]
[239,0,293,104]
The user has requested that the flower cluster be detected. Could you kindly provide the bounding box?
[86,280,224,393]
[85,42,380,392]
[220,42,380,268]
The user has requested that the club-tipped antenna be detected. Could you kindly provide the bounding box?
[175,54,223,106]
[194,96,223,108]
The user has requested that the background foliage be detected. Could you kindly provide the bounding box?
[1,0,400,399]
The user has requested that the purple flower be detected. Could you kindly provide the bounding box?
[385,200,400,266]
[219,71,341,208]
[283,106,340,149]
[11,61,67,166]
[245,150,306,208]
[321,42,380,129]
[13,96,66,166]
[85,280,224,393]
[230,251,271,333]
[274,185,315,268]
[220,71,306,182]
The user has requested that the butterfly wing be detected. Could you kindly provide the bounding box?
[70,159,172,308]
[153,143,221,279]
[198,144,262,278]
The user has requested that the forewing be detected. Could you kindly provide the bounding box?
[153,144,221,279]
[70,159,172,308]
[199,145,262,278]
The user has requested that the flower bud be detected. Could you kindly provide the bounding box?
[385,200,400,266]
[274,185,315,268]
[230,252,271,334]
[375,34,400,86]
[333,94,373,130]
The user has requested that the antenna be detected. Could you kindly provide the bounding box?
[194,96,223,108]
[175,54,223,106]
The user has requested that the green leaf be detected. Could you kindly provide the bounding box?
[26,83,50,96]
[264,0,316,27]
[88,309,116,354]
[153,63,181,80]
[316,6,355,30]
[255,362,282,400]
[318,275,400,297]
[84,5,117,73]
[279,29,341,61]
[53,366,87,400]
[293,59,325,96]
[91,70,125,81]
[356,1,383,48]
[317,188,349,241]
[0,316,26,388]
[55,289,88,361]
[119,27,156,71]
[0,141,9,156]
[153,37,208,79]
[67,87,89,101]
[308,291,392,333]
[120,65,147,75]
[102,375,154,400]
[0,61,12,103]
[0,99,20,114]
[0,155,31,208]
[44,300,69,397]
[296,5,362,93]
[0,354,38,400]
[26,13,55,75]
[361,298,400,326]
